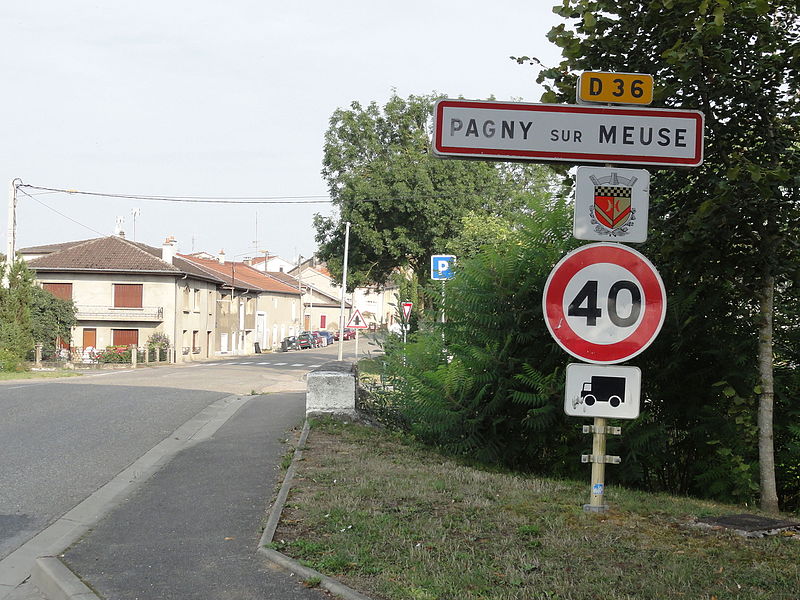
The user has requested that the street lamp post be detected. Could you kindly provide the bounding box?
[3,179,21,286]
[337,221,351,362]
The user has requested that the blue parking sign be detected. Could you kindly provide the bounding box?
[431,255,456,280]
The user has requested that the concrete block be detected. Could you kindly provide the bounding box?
[306,361,356,416]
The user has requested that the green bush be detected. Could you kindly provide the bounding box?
[382,198,582,472]
[0,348,25,372]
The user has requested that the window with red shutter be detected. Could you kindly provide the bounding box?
[114,284,143,308]
[112,329,139,346]
[42,283,73,301]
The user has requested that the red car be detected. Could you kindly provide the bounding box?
[334,328,356,341]
[296,333,314,349]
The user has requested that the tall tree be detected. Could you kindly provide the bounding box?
[314,93,555,290]
[0,259,35,359]
[523,0,799,512]
[31,286,77,354]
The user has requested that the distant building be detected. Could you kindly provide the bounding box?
[21,236,221,360]
[246,254,295,274]
[19,236,304,358]
[289,256,399,330]
[179,253,302,351]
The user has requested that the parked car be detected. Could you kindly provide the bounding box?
[334,328,356,341]
[280,336,298,352]
[317,331,334,346]
[300,331,322,348]
[296,333,314,349]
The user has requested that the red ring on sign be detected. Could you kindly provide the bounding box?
[543,243,666,364]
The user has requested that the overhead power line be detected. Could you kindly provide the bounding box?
[16,187,108,236]
[18,184,334,204]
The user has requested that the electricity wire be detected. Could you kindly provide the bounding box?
[18,184,333,204]
[16,188,108,237]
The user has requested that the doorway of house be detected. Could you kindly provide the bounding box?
[83,328,97,349]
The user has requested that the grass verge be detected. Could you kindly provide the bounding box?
[272,418,799,600]
[0,370,81,381]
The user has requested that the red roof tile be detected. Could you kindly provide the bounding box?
[24,237,225,284]
[27,236,180,272]
[178,255,301,295]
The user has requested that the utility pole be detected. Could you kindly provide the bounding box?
[337,221,351,362]
[4,179,22,286]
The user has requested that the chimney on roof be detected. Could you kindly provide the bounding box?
[218,249,226,263]
[162,236,177,265]
[114,216,125,239]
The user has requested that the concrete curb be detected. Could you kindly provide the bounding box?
[1,394,250,600]
[260,420,311,544]
[31,558,96,600]
[257,420,375,600]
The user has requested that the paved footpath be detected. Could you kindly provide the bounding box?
[60,392,326,600]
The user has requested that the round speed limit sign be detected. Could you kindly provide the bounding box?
[543,243,666,364]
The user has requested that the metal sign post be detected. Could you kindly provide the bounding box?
[431,255,455,343]
[337,221,351,362]
[430,73,703,514]
[346,308,369,362]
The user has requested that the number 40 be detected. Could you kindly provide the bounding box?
[567,280,642,327]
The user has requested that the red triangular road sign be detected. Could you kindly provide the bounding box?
[346,309,368,329]
[402,302,413,321]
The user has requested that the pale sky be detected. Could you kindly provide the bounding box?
[1,1,563,263]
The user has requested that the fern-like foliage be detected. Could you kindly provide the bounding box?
[377,196,585,471]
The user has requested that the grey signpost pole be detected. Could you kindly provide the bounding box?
[590,418,607,510]
[337,221,350,362]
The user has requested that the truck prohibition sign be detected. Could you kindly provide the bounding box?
[543,243,666,364]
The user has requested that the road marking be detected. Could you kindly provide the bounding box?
[258,362,270,365]
[309,364,322,368]
[290,364,304,367]
[273,362,288,366]
[205,363,218,366]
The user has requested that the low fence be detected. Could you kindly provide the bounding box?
[32,345,176,370]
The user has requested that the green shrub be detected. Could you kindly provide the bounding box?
[0,348,25,372]
[383,199,581,471]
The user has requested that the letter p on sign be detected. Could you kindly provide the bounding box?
[431,254,456,280]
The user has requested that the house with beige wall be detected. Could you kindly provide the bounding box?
[179,253,302,352]
[290,258,401,330]
[21,236,224,362]
[352,282,401,328]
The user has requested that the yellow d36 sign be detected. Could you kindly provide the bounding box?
[578,72,654,105]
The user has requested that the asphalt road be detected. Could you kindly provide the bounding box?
[0,340,364,565]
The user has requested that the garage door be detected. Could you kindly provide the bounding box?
[112,329,139,346]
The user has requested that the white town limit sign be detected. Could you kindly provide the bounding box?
[432,99,704,167]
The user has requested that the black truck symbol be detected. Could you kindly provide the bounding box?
[580,376,626,408]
